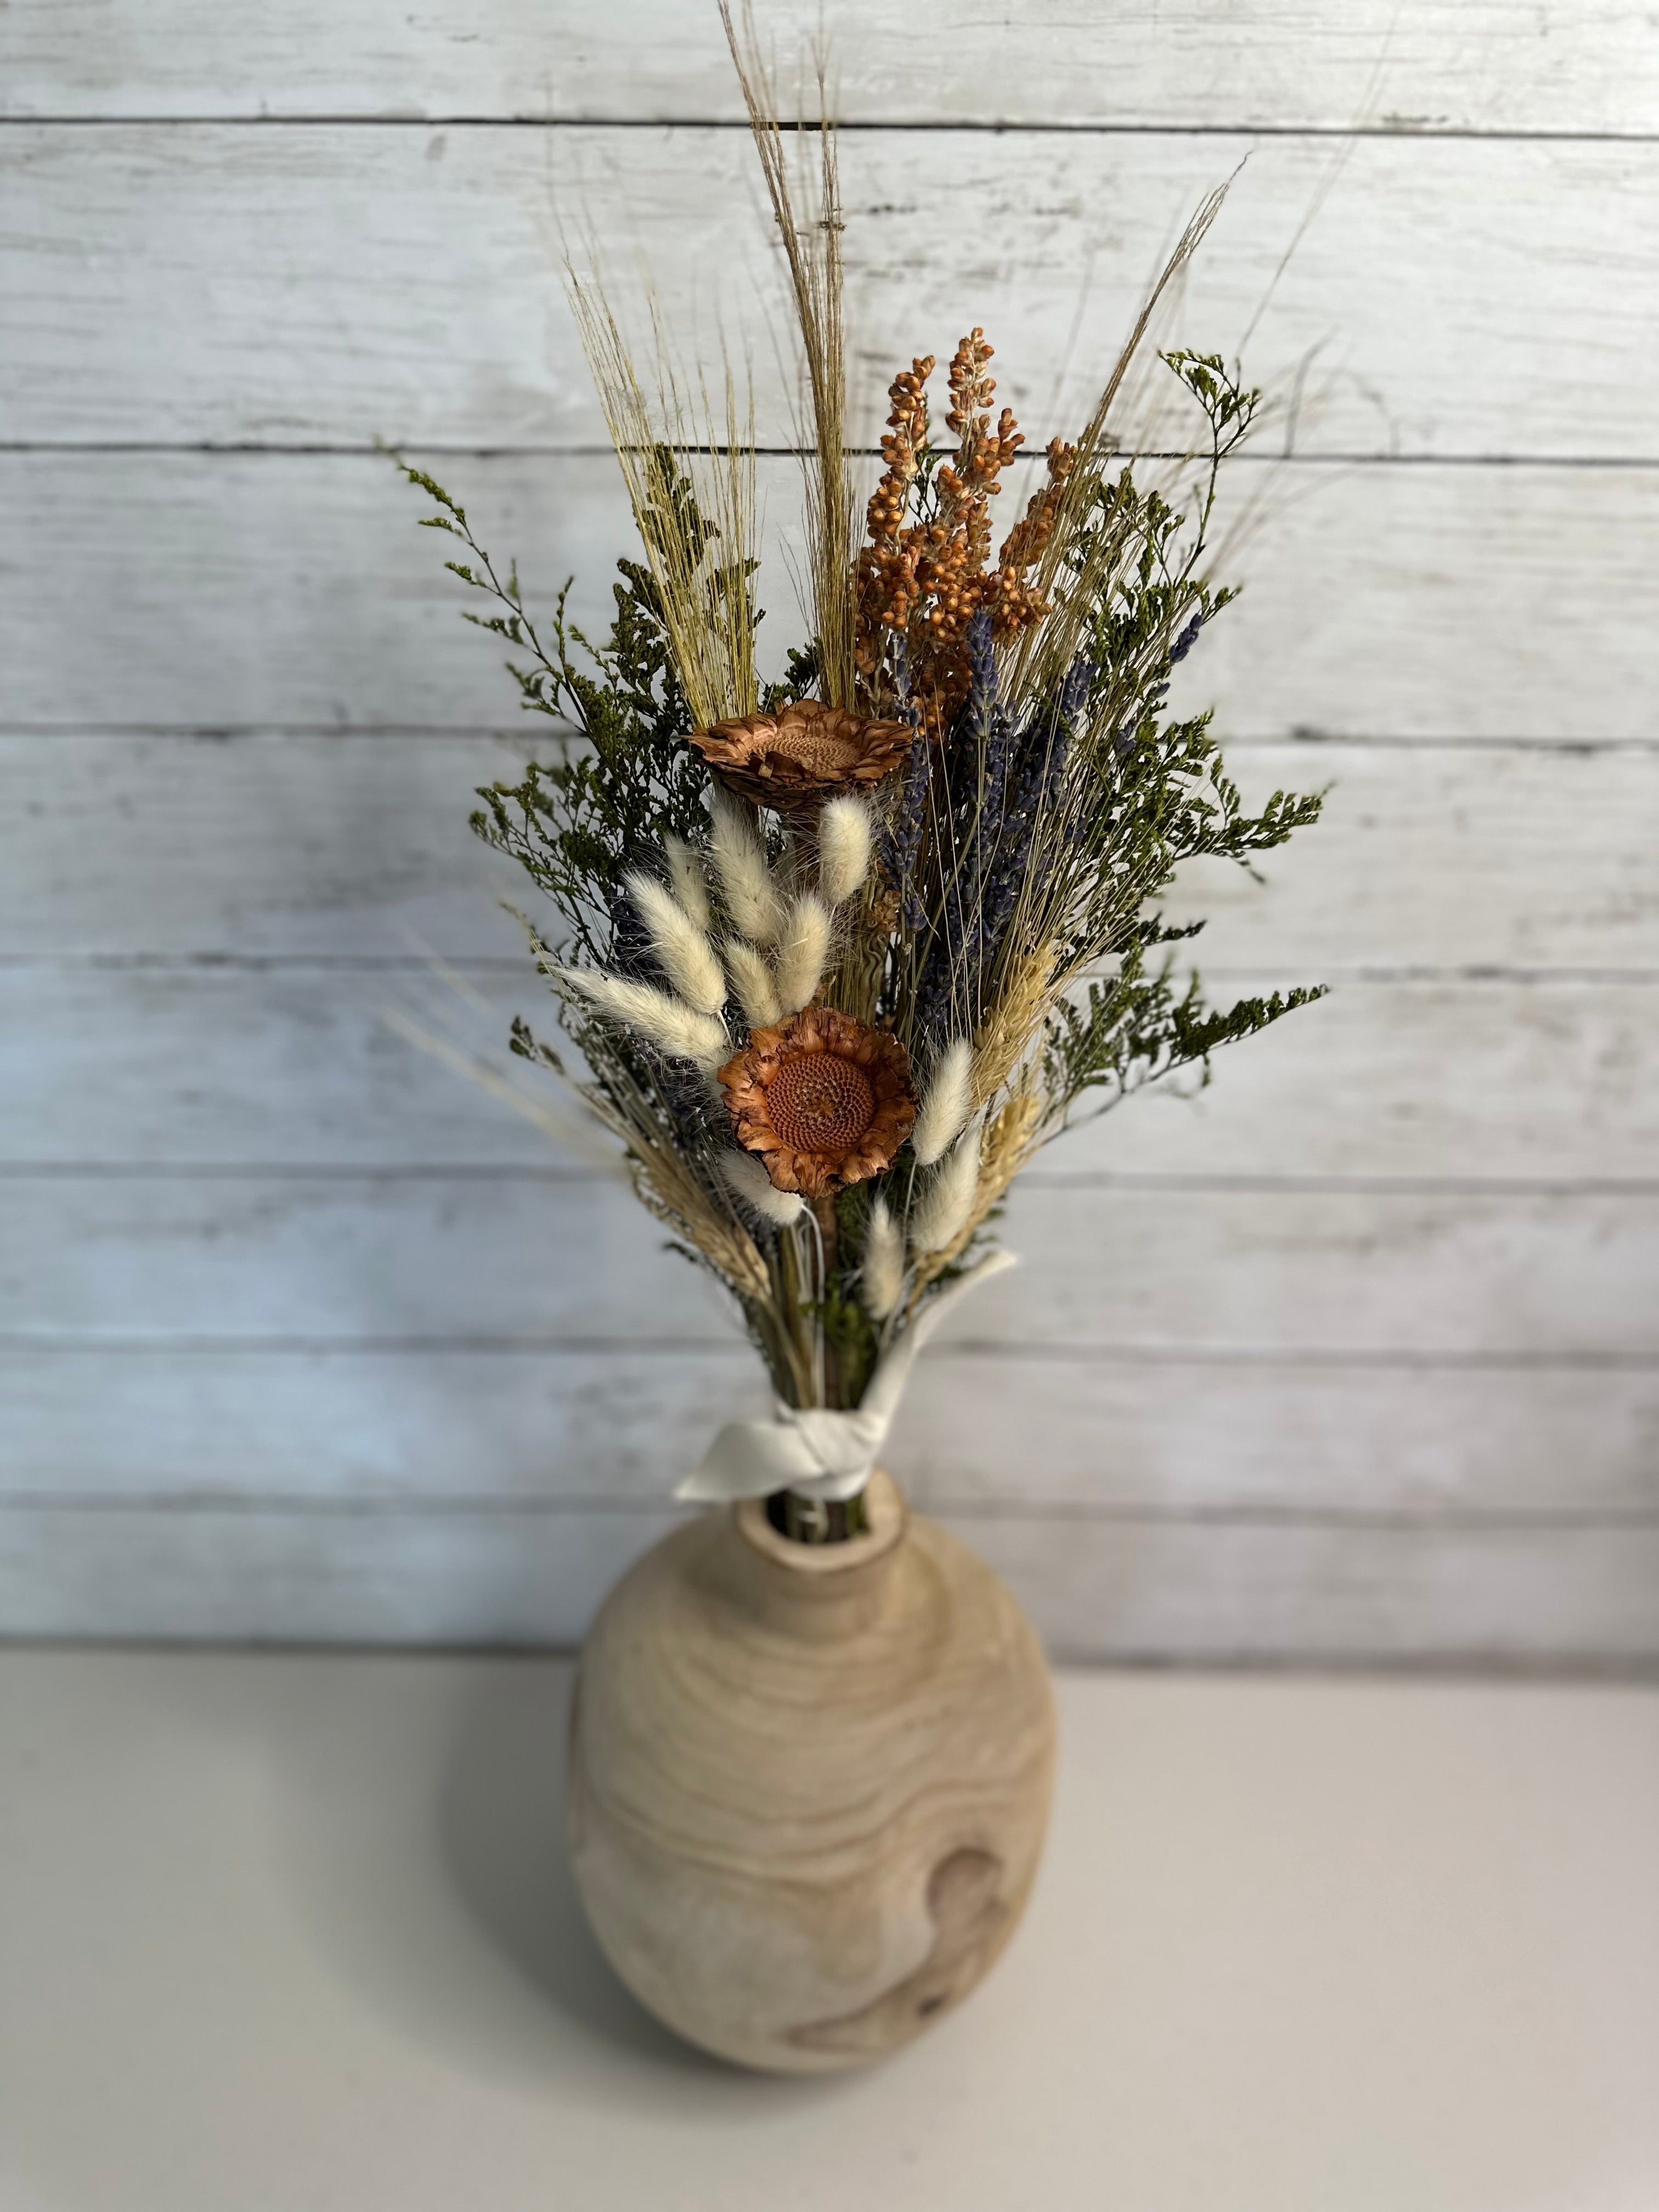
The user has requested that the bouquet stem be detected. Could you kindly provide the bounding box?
[765,1489,872,1547]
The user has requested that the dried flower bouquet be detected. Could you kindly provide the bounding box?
[397,20,1324,1541]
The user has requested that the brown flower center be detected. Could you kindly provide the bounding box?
[764,1052,876,1155]
[773,712,868,779]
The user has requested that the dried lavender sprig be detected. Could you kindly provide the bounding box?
[912,700,988,1042]
[1168,607,1205,665]
[947,611,1002,962]
[981,703,1017,845]
[912,646,1095,1045]
[978,655,1093,967]
[961,608,997,749]
[876,657,933,934]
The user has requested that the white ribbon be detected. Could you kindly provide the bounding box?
[676,1249,1018,1504]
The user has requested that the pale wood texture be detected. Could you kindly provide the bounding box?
[6,735,1657,969]
[4,0,1656,1660]
[5,1,1655,132]
[5,456,1654,740]
[567,1474,1056,2069]
[7,1347,1657,1518]
[5,128,1656,455]
[3,1502,1655,1664]
[15,1176,1658,1361]
[8,969,1654,1177]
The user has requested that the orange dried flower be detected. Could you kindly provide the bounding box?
[719,1008,917,1198]
[998,437,1076,571]
[854,332,1075,733]
[689,699,913,812]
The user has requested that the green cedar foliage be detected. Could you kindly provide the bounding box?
[390,451,712,970]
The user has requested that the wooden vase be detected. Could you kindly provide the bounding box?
[566,1470,1057,2072]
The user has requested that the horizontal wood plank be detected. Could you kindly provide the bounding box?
[7,733,1657,970]
[979,1515,1659,1664]
[2,1500,1652,1661]
[5,126,1656,455]
[6,1342,1654,1514]
[12,1175,1657,1360]
[4,454,1657,740]
[0,732,535,962]
[3,1,1654,136]
[3,968,1652,1179]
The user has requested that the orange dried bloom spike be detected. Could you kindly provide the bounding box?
[998,437,1076,570]
[853,330,1066,733]
[855,357,937,681]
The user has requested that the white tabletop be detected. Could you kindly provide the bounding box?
[3,1647,1656,2212]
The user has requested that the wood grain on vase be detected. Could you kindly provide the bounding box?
[566,1473,1057,2070]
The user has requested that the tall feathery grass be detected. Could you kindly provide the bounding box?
[720,0,857,711]
[565,273,760,730]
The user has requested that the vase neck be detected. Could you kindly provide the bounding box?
[726,1469,906,1641]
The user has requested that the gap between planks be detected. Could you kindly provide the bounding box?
[7,724,1658,755]
[4,956,1655,984]
[5,116,1658,146]
[4,1163,1656,1196]
[9,1339,1655,1371]
[5,444,1658,469]
[8,1493,1658,1530]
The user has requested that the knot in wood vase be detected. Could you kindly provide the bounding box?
[567,1471,1056,2072]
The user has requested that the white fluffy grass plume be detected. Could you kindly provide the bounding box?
[662,834,712,932]
[626,871,726,1015]
[911,1036,973,1166]
[774,893,832,1014]
[724,939,781,1028]
[557,968,728,1069]
[910,1119,983,1254]
[709,791,785,944]
[719,1147,805,1226]
[817,795,872,907]
[861,1194,905,1318]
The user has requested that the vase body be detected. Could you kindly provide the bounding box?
[566,1471,1056,2072]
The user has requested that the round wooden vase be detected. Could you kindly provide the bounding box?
[566,1470,1056,2072]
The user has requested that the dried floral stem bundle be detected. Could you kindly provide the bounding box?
[396,29,1324,1535]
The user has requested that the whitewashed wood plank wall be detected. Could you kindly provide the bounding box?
[3,1,1656,1663]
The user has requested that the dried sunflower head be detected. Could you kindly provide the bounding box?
[690,699,913,812]
[718,1007,917,1197]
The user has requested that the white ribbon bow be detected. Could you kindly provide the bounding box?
[676,1249,1017,1504]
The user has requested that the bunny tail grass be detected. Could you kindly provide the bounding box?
[709,791,786,945]
[725,938,782,1028]
[861,1194,906,1319]
[774,893,832,1015]
[910,1119,984,1255]
[626,870,727,1016]
[818,794,873,907]
[911,1036,974,1167]
[557,968,729,1068]
[720,1147,806,1226]
[663,834,712,933]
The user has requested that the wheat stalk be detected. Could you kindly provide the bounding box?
[565,269,759,731]
[720,0,856,709]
